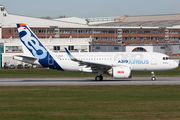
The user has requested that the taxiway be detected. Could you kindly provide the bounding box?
[0,77,179,86]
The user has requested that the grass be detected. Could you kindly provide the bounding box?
[0,66,179,78]
[0,86,180,120]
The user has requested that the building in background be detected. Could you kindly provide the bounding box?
[0,4,180,66]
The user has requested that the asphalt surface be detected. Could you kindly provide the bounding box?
[0,77,180,86]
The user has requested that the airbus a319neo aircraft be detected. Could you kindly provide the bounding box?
[13,23,178,81]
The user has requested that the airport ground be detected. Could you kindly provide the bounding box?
[0,86,180,120]
[0,67,179,120]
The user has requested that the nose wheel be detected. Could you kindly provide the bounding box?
[95,75,103,81]
[151,72,156,81]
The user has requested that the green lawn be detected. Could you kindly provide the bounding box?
[0,66,179,78]
[0,86,180,120]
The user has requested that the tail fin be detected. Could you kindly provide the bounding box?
[16,23,63,70]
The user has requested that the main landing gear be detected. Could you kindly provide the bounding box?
[151,72,156,81]
[95,69,104,81]
[95,75,103,81]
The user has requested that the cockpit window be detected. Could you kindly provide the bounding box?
[163,57,171,60]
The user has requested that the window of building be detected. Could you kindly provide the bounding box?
[137,31,143,34]
[178,31,180,34]
[39,30,46,34]
[169,37,177,40]
[151,31,157,34]
[158,37,164,41]
[5,46,22,52]
[96,47,100,49]
[86,30,92,34]
[109,30,115,34]
[101,30,107,34]
[151,37,157,40]
[137,37,143,41]
[94,37,100,40]
[47,30,54,34]
[158,31,164,34]
[144,31,150,34]
[94,30,100,34]
[68,46,74,51]
[63,30,70,34]
[130,37,136,40]
[71,30,77,34]
[130,31,136,34]
[3,13,6,17]
[78,30,85,34]
[123,37,129,40]
[171,31,177,34]
[14,30,18,34]
[114,47,119,50]
[1,7,4,11]
[9,30,11,34]
[53,46,60,51]
[32,30,38,34]
[144,37,150,40]
[160,46,165,49]
[123,30,129,34]
[109,37,115,41]
[59,30,62,34]
[101,37,108,41]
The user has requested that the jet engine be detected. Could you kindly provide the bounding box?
[107,66,132,79]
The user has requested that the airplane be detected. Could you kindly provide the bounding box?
[13,23,179,81]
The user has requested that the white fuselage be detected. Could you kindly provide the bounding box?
[50,52,178,73]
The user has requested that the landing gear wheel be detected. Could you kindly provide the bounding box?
[151,72,156,81]
[151,77,156,81]
[95,75,103,81]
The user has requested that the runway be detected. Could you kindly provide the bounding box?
[0,77,180,86]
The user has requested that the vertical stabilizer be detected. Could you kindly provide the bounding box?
[16,23,63,70]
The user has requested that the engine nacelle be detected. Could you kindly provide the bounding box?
[107,66,132,79]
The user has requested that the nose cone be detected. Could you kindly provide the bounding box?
[173,61,179,69]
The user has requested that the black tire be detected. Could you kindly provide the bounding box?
[95,75,103,81]
[95,76,101,81]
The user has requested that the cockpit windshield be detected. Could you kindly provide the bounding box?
[163,57,171,60]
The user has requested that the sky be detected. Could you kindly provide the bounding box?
[0,0,180,18]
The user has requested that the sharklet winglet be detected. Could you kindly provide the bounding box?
[65,47,77,61]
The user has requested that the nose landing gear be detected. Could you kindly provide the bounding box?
[151,72,156,81]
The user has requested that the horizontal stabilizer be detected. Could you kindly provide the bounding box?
[13,55,40,65]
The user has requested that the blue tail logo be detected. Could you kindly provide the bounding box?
[17,23,47,59]
[17,23,63,70]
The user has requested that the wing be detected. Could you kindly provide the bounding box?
[65,48,112,70]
